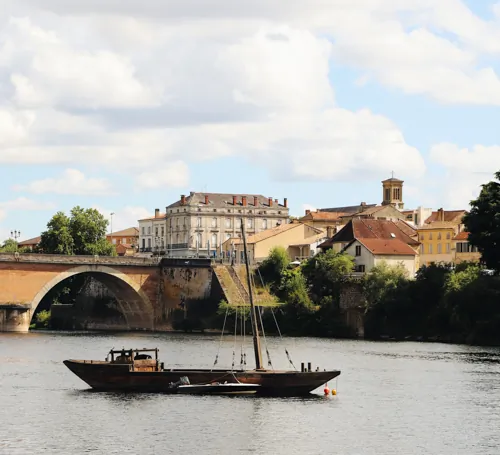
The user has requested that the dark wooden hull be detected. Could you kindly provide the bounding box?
[63,360,341,396]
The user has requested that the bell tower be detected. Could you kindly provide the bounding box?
[381,173,404,210]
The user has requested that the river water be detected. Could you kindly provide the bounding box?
[1,332,500,455]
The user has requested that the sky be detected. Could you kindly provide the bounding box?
[1,0,500,241]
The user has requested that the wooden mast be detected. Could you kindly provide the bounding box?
[241,218,263,370]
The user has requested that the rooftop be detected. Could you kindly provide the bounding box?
[18,236,41,246]
[168,192,288,210]
[418,222,458,230]
[107,227,139,237]
[232,222,322,245]
[355,238,417,256]
[425,209,466,224]
[453,231,471,241]
[318,203,377,214]
[319,218,420,249]
[300,211,347,221]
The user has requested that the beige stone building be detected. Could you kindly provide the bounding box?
[138,192,289,257]
[222,222,325,264]
[453,231,481,264]
[343,238,418,276]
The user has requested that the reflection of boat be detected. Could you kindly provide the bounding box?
[63,220,341,396]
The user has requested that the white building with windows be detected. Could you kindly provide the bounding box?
[138,192,289,257]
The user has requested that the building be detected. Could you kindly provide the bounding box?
[343,238,418,276]
[340,204,408,224]
[115,243,136,257]
[138,192,290,257]
[106,227,139,248]
[298,210,347,235]
[417,209,467,266]
[222,222,325,264]
[381,176,405,210]
[18,236,41,251]
[453,231,481,264]
[319,218,420,254]
[401,207,434,227]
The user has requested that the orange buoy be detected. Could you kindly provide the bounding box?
[324,385,330,396]
[331,389,337,396]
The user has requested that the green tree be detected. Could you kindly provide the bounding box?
[39,212,74,254]
[39,207,115,256]
[463,170,500,271]
[0,238,20,252]
[363,261,409,308]
[301,250,355,303]
[258,246,290,291]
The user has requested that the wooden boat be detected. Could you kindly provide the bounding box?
[63,221,341,396]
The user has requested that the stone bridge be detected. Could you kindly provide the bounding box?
[0,253,216,332]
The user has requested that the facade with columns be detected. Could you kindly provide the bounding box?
[138,192,289,257]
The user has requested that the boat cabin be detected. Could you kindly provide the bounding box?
[108,348,163,372]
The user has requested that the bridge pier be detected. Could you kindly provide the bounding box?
[0,305,32,332]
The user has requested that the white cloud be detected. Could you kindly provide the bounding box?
[135,162,190,190]
[0,197,55,211]
[13,169,114,195]
[427,143,500,208]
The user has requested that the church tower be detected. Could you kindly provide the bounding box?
[381,174,404,210]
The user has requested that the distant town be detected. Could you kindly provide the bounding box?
[14,175,479,277]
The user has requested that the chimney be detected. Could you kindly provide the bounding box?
[274,198,278,204]
[268,197,273,207]
[155,208,160,218]
[305,209,311,215]
[232,195,237,206]
[438,208,444,221]
[204,195,209,205]
[284,198,288,208]
[253,196,258,207]
[180,195,186,205]
[242,196,247,207]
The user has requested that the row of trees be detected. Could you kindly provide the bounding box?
[0,206,115,256]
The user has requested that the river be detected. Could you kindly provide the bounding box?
[1,332,500,455]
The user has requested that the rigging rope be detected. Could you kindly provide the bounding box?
[257,267,297,371]
[231,305,238,372]
[211,303,230,371]
[252,271,273,370]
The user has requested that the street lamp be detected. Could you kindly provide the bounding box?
[11,230,21,252]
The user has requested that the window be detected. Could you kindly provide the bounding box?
[176,217,180,225]
[247,218,253,228]
[197,217,202,228]
[446,232,451,240]
[385,188,391,201]
[263,219,268,229]
[148,238,151,248]
[429,244,433,254]
[176,234,180,243]
[211,234,217,247]
[112,238,117,244]
[211,217,217,228]
[123,238,127,244]
[393,188,400,200]
[141,227,145,235]
[357,265,366,273]
[437,243,442,254]
[196,233,202,246]
[142,239,145,248]
[161,227,164,237]
[225,218,231,228]
[355,245,362,256]
[236,218,241,228]
[420,244,424,254]
[155,227,159,236]
[437,233,441,240]
[183,217,187,226]
[446,243,450,253]
[420,234,425,241]
[147,226,151,235]
[429,233,433,240]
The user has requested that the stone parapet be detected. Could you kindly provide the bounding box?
[0,253,159,267]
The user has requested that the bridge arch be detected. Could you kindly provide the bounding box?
[31,265,155,330]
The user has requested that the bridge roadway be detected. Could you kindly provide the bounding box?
[0,253,215,332]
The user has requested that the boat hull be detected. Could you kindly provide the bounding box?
[63,360,340,396]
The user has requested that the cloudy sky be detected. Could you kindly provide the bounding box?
[1,0,500,241]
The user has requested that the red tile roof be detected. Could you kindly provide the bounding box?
[300,211,347,221]
[106,227,139,236]
[356,238,417,256]
[425,210,466,224]
[18,236,41,246]
[453,231,470,241]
